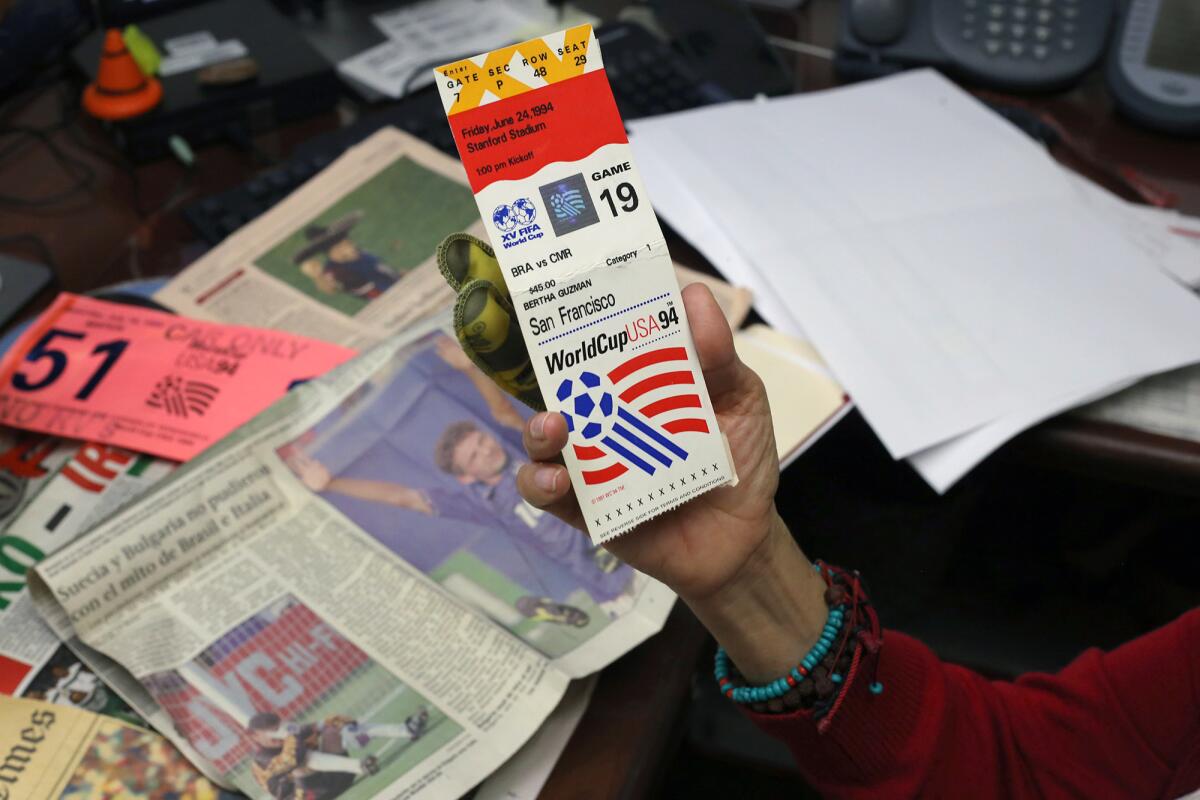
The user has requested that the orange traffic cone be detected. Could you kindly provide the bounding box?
[83,29,163,120]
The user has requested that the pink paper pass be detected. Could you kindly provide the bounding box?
[0,294,355,461]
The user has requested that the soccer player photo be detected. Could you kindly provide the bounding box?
[253,157,480,317]
[293,211,401,301]
[22,645,145,727]
[278,332,642,659]
[141,596,458,799]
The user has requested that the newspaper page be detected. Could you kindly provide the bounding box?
[0,432,78,544]
[474,675,596,800]
[0,693,238,799]
[154,128,483,349]
[28,320,673,800]
[0,441,172,717]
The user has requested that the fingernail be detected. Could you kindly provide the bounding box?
[535,466,558,492]
[530,413,547,439]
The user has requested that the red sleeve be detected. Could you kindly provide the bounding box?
[747,609,1200,799]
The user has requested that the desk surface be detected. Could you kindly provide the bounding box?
[2,1,1200,797]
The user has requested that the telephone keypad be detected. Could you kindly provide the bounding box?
[958,0,1083,61]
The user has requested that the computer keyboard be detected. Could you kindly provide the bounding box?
[183,22,727,246]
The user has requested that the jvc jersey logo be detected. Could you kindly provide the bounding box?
[492,198,544,249]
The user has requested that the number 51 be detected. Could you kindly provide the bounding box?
[12,328,129,401]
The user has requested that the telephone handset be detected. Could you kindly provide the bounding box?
[836,0,1117,92]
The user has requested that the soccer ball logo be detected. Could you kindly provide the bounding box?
[557,371,614,440]
[493,198,537,232]
[492,204,517,232]
[548,187,586,220]
[511,198,537,226]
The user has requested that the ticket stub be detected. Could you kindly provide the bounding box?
[435,25,735,544]
[0,294,355,461]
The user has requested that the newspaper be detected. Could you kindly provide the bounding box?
[339,0,595,99]
[474,676,596,800]
[0,693,239,799]
[27,319,675,800]
[0,432,78,539]
[154,128,484,349]
[0,437,172,705]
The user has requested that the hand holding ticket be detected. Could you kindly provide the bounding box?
[435,25,735,543]
[0,294,355,461]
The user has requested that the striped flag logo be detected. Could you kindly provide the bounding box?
[557,347,709,486]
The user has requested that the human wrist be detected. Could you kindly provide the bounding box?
[684,512,829,683]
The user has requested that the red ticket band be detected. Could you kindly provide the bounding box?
[449,69,628,193]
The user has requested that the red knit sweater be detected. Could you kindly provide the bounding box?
[749,609,1200,799]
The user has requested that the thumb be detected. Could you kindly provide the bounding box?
[682,283,743,400]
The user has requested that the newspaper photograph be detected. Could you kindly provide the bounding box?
[276,331,644,660]
[143,594,457,799]
[0,439,172,701]
[27,320,674,799]
[155,129,483,349]
[0,432,78,543]
[0,693,238,799]
[19,644,146,727]
[255,158,478,318]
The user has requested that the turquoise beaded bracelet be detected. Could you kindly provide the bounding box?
[714,602,847,705]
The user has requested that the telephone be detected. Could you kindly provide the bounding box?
[836,0,1117,92]
[1106,0,1200,135]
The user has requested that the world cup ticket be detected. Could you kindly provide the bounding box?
[434,25,735,544]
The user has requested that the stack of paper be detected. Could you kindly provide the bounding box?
[1066,174,1200,441]
[339,0,596,99]
[629,70,1200,491]
[1067,172,1200,290]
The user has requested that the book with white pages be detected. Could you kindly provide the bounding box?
[734,324,852,468]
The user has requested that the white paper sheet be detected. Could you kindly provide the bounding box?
[908,168,1200,489]
[629,71,1200,467]
[632,103,810,339]
[908,380,1136,492]
[1067,172,1200,289]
